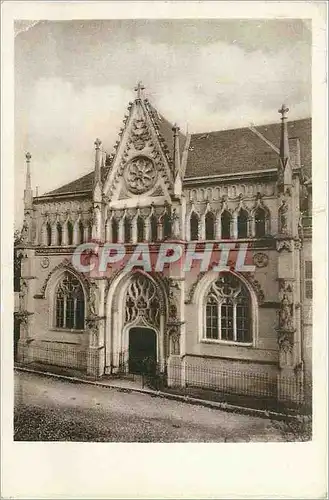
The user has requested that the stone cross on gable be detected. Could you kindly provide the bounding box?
[134,81,145,100]
[278,104,289,120]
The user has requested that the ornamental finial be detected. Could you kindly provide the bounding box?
[278,104,289,120]
[172,123,180,135]
[94,138,102,149]
[134,81,145,100]
[25,152,31,162]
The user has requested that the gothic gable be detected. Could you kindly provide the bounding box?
[103,96,174,208]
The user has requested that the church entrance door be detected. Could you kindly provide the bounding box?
[128,327,157,375]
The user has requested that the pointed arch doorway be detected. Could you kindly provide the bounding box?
[128,327,157,374]
[105,270,167,375]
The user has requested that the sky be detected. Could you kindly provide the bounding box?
[15,19,312,226]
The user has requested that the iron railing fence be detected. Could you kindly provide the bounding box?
[148,363,304,406]
[16,342,89,376]
[16,344,308,410]
[108,352,306,408]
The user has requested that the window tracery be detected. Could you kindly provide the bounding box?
[55,272,85,330]
[125,275,160,327]
[204,273,251,343]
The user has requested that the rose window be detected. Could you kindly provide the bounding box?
[126,156,157,194]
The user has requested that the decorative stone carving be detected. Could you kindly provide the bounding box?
[124,273,161,327]
[274,280,296,369]
[276,239,293,252]
[35,247,76,256]
[88,280,99,316]
[20,220,29,243]
[39,259,90,299]
[279,199,289,234]
[37,200,91,222]
[241,273,265,304]
[125,156,157,194]
[107,107,172,200]
[85,317,99,347]
[40,256,50,269]
[168,326,180,355]
[19,279,28,310]
[297,212,304,241]
[278,294,294,330]
[16,249,28,260]
[253,252,269,268]
[19,311,29,337]
[185,272,207,304]
[186,183,275,203]
[278,279,293,296]
[168,290,178,320]
[277,280,295,331]
[278,330,294,353]
[104,268,125,295]
[130,119,151,150]
[171,208,180,238]
[92,205,101,237]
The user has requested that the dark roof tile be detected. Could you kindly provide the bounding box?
[44,116,311,198]
[146,101,186,159]
[185,118,311,179]
[45,166,110,196]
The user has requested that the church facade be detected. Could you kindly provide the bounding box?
[15,85,312,404]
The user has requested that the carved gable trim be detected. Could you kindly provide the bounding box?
[240,272,265,304]
[103,100,173,201]
[38,259,91,298]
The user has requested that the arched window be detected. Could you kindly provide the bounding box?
[57,222,63,246]
[205,211,215,240]
[137,216,144,242]
[221,211,231,239]
[163,213,172,239]
[46,222,52,246]
[124,217,131,243]
[55,272,85,330]
[112,218,118,243]
[190,212,199,241]
[67,221,74,245]
[254,207,266,237]
[204,273,251,343]
[88,222,93,242]
[78,221,84,244]
[237,209,248,238]
[150,214,158,241]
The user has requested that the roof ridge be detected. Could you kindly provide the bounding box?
[39,116,311,198]
[191,117,312,137]
[145,99,187,138]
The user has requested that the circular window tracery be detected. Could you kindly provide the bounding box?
[125,156,157,194]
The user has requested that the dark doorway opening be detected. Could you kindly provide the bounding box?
[128,327,157,375]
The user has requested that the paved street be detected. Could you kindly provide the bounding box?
[15,370,290,442]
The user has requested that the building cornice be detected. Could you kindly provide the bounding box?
[33,191,91,203]
[183,169,277,185]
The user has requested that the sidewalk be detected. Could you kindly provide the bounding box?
[14,363,299,421]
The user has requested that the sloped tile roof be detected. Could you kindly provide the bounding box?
[146,101,187,159]
[185,118,311,179]
[45,166,110,196]
[44,116,311,197]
